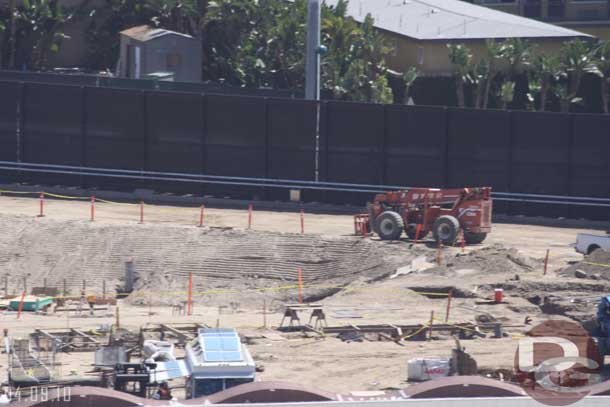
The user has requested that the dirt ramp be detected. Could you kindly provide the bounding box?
[0,215,392,304]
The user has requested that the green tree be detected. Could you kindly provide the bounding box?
[499,81,515,109]
[594,40,610,114]
[528,54,562,112]
[482,39,506,109]
[402,66,418,104]
[447,43,473,108]
[9,0,77,69]
[146,0,201,35]
[502,38,533,78]
[557,39,598,112]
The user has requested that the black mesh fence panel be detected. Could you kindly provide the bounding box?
[320,101,384,205]
[0,82,19,182]
[385,105,446,188]
[569,114,610,220]
[510,111,571,218]
[22,83,83,186]
[146,91,204,195]
[204,95,267,199]
[267,98,317,202]
[85,87,146,191]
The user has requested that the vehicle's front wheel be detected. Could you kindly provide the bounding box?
[376,211,404,240]
[464,231,487,244]
[432,215,460,245]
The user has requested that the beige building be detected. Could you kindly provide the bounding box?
[325,0,591,76]
[471,0,610,40]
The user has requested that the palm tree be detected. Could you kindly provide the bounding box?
[402,66,418,104]
[447,43,473,108]
[500,81,515,109]
[502,38,534,78]
[529,53,562,112]
[482,39,506,109]
[557,39,598,112]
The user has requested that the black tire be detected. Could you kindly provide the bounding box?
[406,223,428,241]
[432,215,460,246]
[587,245,601,255]
[376,211,404,240]
[464,231,487,244]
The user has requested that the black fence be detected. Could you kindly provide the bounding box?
[1,80,609,219]
[0,70,301,98]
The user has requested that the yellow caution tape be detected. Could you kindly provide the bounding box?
[0,189,38,195]
[43,192,89,200]
[582,261,610,269]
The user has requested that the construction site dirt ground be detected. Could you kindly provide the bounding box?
[1,194,610,394]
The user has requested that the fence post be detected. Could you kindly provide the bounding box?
[199,205,205,227]
[139,201,144,224]
[300,208,304,234]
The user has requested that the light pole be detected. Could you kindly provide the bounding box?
[305,0,321,100]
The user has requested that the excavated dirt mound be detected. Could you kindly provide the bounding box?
[559,249,610,281]
[0,215,399,306]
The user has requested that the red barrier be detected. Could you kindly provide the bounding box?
[300,209,304,234]
[199,205,205,227]
[248,204,253,229]
[38,193,45,217]
[362,220,368,237]
[90,196,95,222]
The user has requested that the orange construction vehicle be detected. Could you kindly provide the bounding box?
[355,187,492,245]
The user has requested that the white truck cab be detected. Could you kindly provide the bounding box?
[574,233,610,255]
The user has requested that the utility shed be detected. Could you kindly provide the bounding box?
[184,328,255,398]
[118,25,202,82]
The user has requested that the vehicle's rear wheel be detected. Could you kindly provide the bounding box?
[406,223,428,241]
[432,215,460,245]
[376,211,404,240]
[587,245,601,255]
[464,231,487,244]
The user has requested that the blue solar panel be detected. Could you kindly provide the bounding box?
[199,328,243,362]
[204,351,243,362]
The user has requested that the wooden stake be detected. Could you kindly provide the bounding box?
[16,291,26,319]
[187,272,193,316]
[445,289,453,322]
[38,192,45,217]
[428,310,434,341]
[300,208,304,234]
[543,249,550,275]
[90,196,95,221]
[247,204,253,229]
[139,201,144,224]
[115,306,120,330]
[199,205,205,227]
[297,268,303,304]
